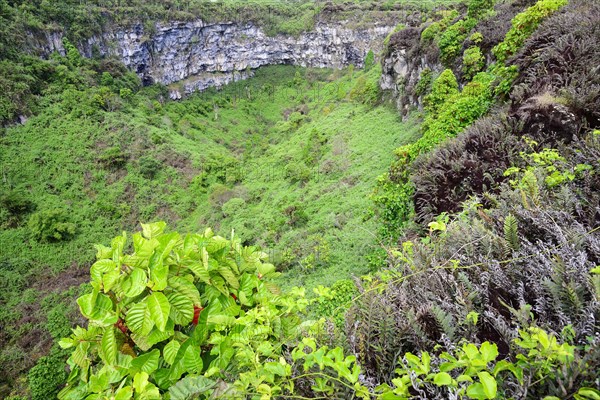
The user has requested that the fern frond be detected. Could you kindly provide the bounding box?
[431,305,456,341]
[503,214,519,251]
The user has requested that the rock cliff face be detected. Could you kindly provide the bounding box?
[379,27,442,118]
[43,20,394,98]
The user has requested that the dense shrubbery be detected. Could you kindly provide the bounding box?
[27,209,76,242]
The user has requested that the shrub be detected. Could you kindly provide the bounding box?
[363,50,375,71]
[414,68,433,97]
[28,347,68,400]
[438,18,477,65]
[493,0,568,63]
[27,209,76,242]
[423,69,459,115]
[221,197,246,217]
[58,222,311,399]
[462,46,485,80]
[138,155,161,179]
[467,0,494,19]
[98,146,128,169]
[0,190,35,216]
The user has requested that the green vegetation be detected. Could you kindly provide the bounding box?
[2,0,599,398]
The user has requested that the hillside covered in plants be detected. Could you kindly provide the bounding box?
[0,0,598,399]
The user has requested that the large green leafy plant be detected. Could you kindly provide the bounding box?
[58,222,309,399]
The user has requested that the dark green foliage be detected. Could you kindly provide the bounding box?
[363,50,375,71]
[493,0,568,62]
[28,347,69,400]
[0,190,35,216]
[414,68,433,96]
[467,0,493,19]
[98,146,128,169]
[27,209,76,242]
[138,156,161,179]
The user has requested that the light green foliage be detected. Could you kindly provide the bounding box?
[424,69,459,115]
[312,279,357,329]
[27,209,76,242]
[415,67,434,97]
[373,71,494,237]
[58,222,309,398]
[463,46,485,79]
[421,9,460,43]
[493,0,569,62]
[244,326,586,399]
[438,18,477,65]
[504,142,591,190]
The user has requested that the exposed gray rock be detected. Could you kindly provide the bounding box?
[42,20,394,97]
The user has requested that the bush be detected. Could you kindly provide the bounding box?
[27,209,76,242]
[28,347,68,400]
[138,155,161,179]
[0,190,35,216]
[98,146,128,169]
[467,0,494,19]
[438,18,477,65]
[363,50,375,71]
[423,69,459,115]
[462,46,485,80]
[221,197,246,217]
[493,0,568,63]
[414,68,433,97]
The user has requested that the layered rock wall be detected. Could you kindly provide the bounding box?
[43,20,394,98]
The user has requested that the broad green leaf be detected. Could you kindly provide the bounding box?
[114,386,133,400]
[433,372,453,386]
[480,342,499,363]
[94,244,113,260]
[90,259,116,285]
[183,344,203,374]
[169,275,201,306]
[218,266,239,289]
[466,382,487,400]
[166,291,194,325]
[576,388,600,400]
[129,349,160,375]
[111,232,127,266]
[163,340,180,365]
[207,314,236,327]
[186,263,211,285]
[88,371,109,393]
[478,371,497,399]
[133,372,150,393]
[122,268,147,298]
[168,376,216,400]
[141,221,167,239]
[133,320,175,351]
[100,327,117,365]
[147,292,171,332]
[257,262,276,276]
[77,290,117,327]
[126,302,154,336]
[149,253,168,291]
